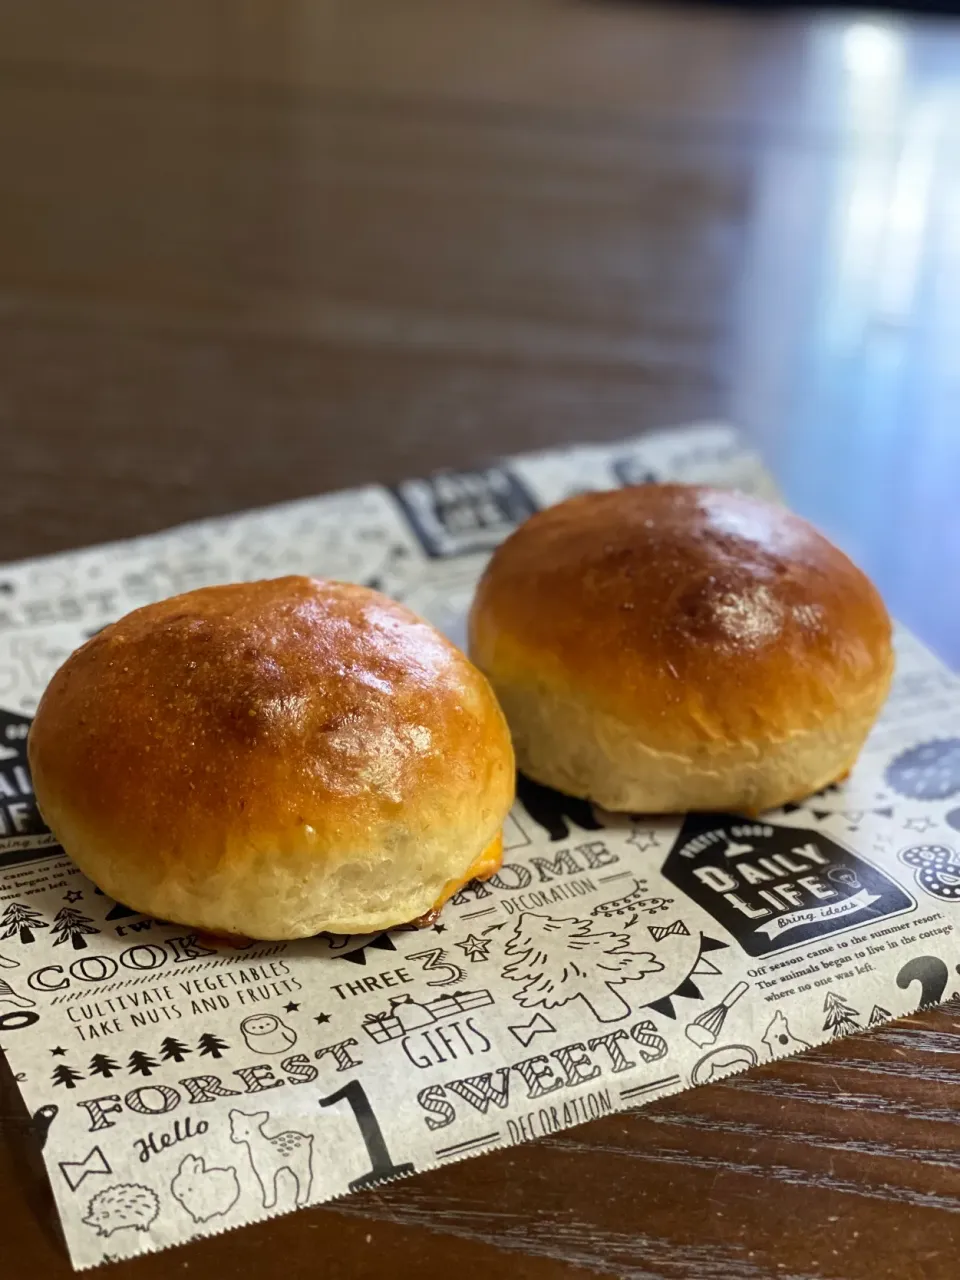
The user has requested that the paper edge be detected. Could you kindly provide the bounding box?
[69,991,955,1271]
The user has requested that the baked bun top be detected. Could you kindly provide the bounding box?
[29,576,515,937]
[468,484,892,754]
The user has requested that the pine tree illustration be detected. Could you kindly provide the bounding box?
[88,1053,121,1079]
[197,1032,230,1059]
[52,1063,84,1090]
[51,907,100,951]
[127,1049,159,1077]
[0,901,47,945]
[868,1005,892,1027]
[502,912,664,1023]
[823,990,862,1038]
[159,1036,191,1063]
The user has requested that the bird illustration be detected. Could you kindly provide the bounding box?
[761,1010,811,1057]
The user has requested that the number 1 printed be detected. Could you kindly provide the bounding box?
[319,1080,415,1191]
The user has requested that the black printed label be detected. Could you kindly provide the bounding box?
[0,709,58,870]
[611,456,659,487]
[661,814,914,957]
[392,467,538,557]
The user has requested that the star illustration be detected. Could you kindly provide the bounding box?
[50,1046,66,1057]
[433,923,447,934]
[905,816,937,833]
[627,829,660,854]
[314,1013,330,1025]
[62,890,83,903]
[284,1001,300,1013]
[455,933,492,963]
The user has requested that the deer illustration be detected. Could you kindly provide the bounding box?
[228,1109,314,1209]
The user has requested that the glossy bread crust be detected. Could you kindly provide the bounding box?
[468,485,893,813]
[30,576,515,937]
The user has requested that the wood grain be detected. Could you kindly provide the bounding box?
[1,3,960,1277]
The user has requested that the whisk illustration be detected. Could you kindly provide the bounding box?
[684,981,749,1048]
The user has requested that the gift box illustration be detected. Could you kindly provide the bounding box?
[362,990,494,1043]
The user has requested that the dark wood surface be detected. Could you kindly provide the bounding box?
[2,3,960,1277]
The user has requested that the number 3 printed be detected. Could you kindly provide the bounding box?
[407,947,466,987]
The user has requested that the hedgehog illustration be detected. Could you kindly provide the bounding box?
[83,1184,160,1237]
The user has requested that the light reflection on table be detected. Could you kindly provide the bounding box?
[735,17,960,668]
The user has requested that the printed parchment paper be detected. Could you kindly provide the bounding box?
[0,424,957,1268]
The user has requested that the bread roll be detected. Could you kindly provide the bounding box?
[468,485,892,814]
[29,576,514,938]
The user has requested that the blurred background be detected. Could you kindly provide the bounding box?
[0,1,957,668]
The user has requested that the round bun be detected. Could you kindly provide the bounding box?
[29,576,514,938]
[468,485,892,814]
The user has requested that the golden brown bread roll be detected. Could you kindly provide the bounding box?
[29,576,514,938]
[468,484,893,814]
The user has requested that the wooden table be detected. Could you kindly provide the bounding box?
[2,3,960,1276]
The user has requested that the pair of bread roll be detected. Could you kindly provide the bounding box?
[29,485,892,940]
